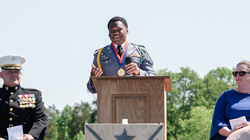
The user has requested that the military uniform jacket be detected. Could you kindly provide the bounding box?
[87,42,156,93]
[0,84,48,140]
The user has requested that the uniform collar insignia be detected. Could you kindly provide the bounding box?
[3,84,21,91]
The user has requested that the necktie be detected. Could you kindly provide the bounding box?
[117,45,122,56]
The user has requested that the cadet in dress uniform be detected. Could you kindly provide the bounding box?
[87,16,156,93]
[0,55,48,140]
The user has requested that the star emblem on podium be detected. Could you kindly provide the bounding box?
[114,128,135,140]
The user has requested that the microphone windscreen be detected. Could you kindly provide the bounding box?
[125,57,133,64]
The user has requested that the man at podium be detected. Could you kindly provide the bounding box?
[87,16,156,93]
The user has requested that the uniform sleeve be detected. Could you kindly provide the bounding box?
[210,92,228,140]
[87,49,100,93]
[138,47,156,76]
[87,77,97,93]
[28,91,48,139]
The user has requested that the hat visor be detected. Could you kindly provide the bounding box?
[1,66,22,70]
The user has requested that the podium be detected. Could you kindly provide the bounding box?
[86,76,171,140]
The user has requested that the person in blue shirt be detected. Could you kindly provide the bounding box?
[210,60,250,140]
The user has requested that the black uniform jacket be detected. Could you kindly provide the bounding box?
[0,84,48,140]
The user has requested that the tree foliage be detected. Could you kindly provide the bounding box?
[201,67,236,108]
[56,105,72,140]
[68,101,92,138]
[157,67,204,139]
[44,101,95,140]
[44,105,59,140]
[177,106,213,140]
[157,66,236,139]
[73,131,85,140]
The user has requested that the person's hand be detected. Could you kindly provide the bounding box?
[0,137,5,140]
[228,123,250,136]
[240,122,250,128]
[22,134,34,140]
[125,63,140,75]
[91,64,103,77]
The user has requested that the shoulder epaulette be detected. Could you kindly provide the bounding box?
[94,45,109,54]
[135,43,154,65]
[22,87,36,90]
[137,44,145,48]
[94,48,101,55]
[22,87,40,91]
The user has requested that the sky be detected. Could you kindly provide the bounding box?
[0,0,249,111]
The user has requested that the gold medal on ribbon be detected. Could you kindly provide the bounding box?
[111,41,128,77]
[118,67,125,76]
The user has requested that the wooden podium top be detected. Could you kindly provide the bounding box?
[92,76,170,80]
[92,76,171,92]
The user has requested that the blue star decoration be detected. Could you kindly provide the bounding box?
[114,128,136,140]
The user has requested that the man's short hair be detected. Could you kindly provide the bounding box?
[107,16,128,29]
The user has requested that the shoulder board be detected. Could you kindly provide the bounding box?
[103,44,109,48]
[137,44,145,49]
[94,45,109,54]
[21,87,39,91]
[131,42,145,48]
[94,48,101,54]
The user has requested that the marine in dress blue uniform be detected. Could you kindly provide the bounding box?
[87,16,156,93]
[0,55,48,140]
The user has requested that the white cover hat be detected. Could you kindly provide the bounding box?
[0,54,26,69]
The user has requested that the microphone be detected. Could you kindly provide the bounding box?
[125,56,133,65]
[125,57,135,76]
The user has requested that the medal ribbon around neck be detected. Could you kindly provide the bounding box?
[111,41,128,66]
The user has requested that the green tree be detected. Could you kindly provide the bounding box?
[68,101,92,138]
[57,105,73,140]
[73,131,85,140]
[202,67,237,108]
[44,105,59,140]
[157,67,204,139]
[177,106,213,140]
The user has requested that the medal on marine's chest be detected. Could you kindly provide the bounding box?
[111,41,128,76]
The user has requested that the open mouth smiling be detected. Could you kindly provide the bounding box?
[113,35,120,39]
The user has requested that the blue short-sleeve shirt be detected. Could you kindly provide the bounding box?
[210,89,250,140]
